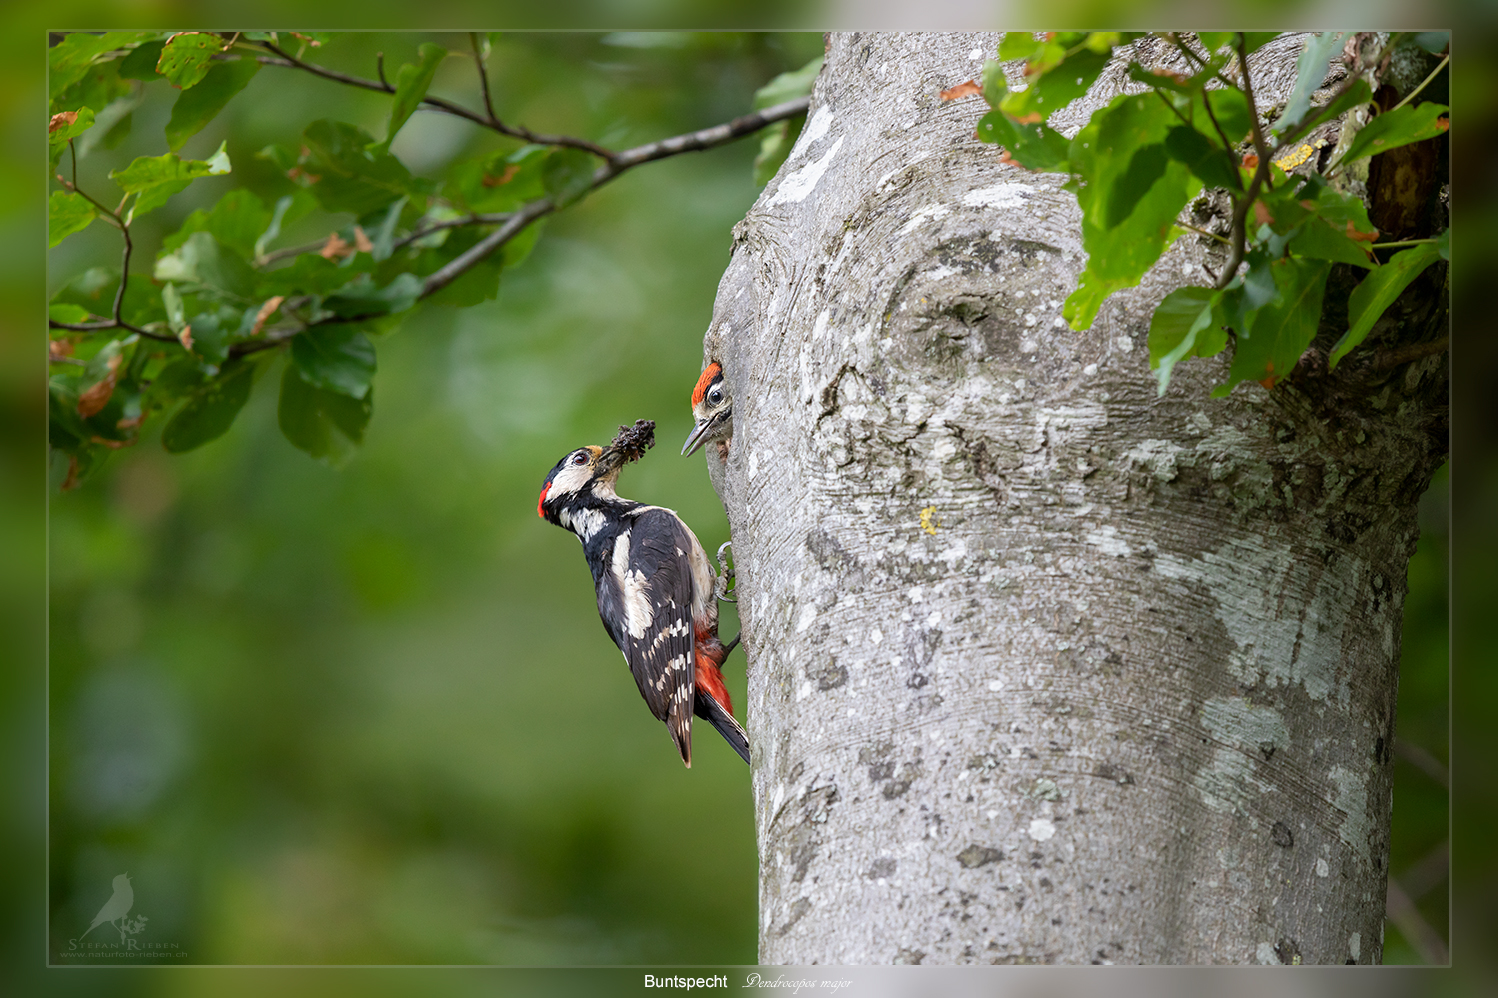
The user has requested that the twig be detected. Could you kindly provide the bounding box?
[228,94,813,356]
[254,41,614,158]
[49,143,175,343]
[1178,220,1232,245]
[1391,53,1448,112]
[1376,336,1449,370]
[1371,238,1439,250]
[1215,38,1274,290]
[375,51,389,89]
[390,212,516,252]
[471,33,498,125]
[420,201,549,298]
[607,96,810,169]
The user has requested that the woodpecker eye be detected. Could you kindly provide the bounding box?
[571,451,588,466]
[707,386,723,406]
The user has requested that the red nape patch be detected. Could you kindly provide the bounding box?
[695,654,733,716]
[536,482,550,519]
[691,362,721,407]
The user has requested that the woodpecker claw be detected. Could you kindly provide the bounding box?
[715,541,736,603]
[722,632,740,658]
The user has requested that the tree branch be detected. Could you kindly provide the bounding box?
[471,33,499,126]
[252,41,614,158]
[229,94,813,357]
[1216,38,1274,290]
[49,142,175,343]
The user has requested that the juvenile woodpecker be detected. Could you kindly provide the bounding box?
[681,362,732,458]
[538,421,748,767]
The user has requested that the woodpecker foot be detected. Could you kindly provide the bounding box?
[715,541,737,603]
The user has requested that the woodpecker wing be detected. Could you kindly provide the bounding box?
[595,509,698,766]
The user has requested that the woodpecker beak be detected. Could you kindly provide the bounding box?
[681,409,729,457]
[594,445,629,478]
[681,419,711,457]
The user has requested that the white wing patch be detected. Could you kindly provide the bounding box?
[611,528,654,639]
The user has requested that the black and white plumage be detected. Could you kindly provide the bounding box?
[538,436,748,768]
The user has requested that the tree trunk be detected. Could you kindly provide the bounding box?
[698,32,1448,965]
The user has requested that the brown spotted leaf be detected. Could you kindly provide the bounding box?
[939,80,981,100]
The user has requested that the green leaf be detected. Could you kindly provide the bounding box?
[1329,243,1443,368]
[302,119,415,215]
[118,39,166,79]
[156,31,226,90]
[1064,93,1202,330]
[998,46,1110,122]
[323,272,421,318]
[277,364,372,467]
[502,217,544,268]
[976,112,1072,171]
[381,43,447,152]
[49,32,153,101]
[1148,286,1224,394]
[180,310,231,364]
[368,197,407,261]
[1127,63,1209,94]
[48,191,96,248]
[1196,32,1234,53]
[49,303,92,324]
[1105,144,1172,227]
[1227,256,1330,388]
[165,56,260,151]
[260,252,371,297]
[446,146,547,212]
[112,141,231,220]
[161,358,256,452]
[203,188,271,259]
[1289,216,1377,269]
[1204,87,1253,146]
[48,106,96,169]
[995,32,1034,60]
[1289,79,1373,142]
[290,327,377,398]
[542,147,599,209]
[1337,102,1450,167]
[162,282,185,332]
[1436,227,1449,260]
[753,55,823,109]
[1164,125,1241,192]
[153,231,256,300]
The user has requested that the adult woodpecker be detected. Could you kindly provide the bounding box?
[538,420,748,767]
[681,362,732,459]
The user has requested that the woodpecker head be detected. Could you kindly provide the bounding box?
[682,362,731,457]
[538,420,655,525]
[537,445,625,523]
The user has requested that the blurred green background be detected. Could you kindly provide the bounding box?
[13,16,1464,991]
[44,30,823,968]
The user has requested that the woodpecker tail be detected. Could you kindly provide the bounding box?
[695,690,750,764]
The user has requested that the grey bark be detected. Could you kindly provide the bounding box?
[698,32,1447,965]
